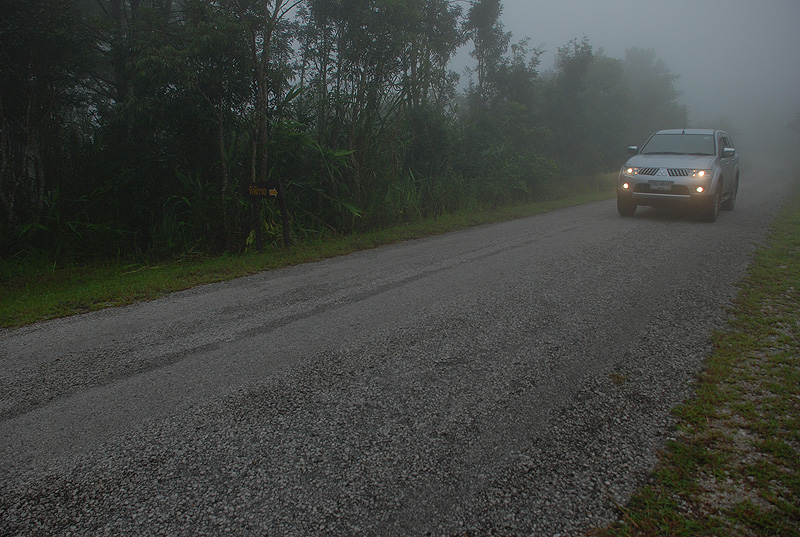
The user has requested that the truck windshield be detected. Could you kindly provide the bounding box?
[641,134,715,156]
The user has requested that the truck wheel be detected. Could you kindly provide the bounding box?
[617,195,636,217]
[703,186,721,222]
[721,176,738,211]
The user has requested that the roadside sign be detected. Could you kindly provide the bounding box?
[246,181,292,251]
[246,182,281,199]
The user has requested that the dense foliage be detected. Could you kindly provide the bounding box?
[1,0,688,260]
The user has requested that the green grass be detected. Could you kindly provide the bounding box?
[592,180,800,536]
[0,178,615,328]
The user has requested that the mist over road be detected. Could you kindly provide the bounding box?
[1,159,796,535]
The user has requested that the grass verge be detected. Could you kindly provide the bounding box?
[0,180,614,329]
[592,182,800,536]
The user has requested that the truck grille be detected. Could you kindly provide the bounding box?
[668,169,689,177]
[637,168,689,177]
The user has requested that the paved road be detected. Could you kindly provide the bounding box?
[1,159,796,536]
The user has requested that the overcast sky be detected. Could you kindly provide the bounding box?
[459,0,800,153]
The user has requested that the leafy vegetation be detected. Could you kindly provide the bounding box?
[592,183,800,536]
[1,0,688,264]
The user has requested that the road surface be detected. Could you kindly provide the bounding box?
[1,159,796,535]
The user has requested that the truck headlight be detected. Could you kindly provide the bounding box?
[622,167,639,177]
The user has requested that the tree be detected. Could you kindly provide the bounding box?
[555,36,593,95]
[543,36,595,168]
[295,0,463,220]
[0,0,90,253]
[582,51,630,169]
[181,1,251,196]
[400,0,464,110]
[222,0,299,187]
[622,47,688,145]
[464,0,510,109]
[493,37,543,109]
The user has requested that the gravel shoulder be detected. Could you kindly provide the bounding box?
[0,162,795,536]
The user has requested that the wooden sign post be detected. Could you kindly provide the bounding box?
[246,181,291,251]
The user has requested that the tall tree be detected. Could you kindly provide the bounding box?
[0,0,89,251]
[465,0,510,109]
[296,0,340,141]
[181,0,251,200]
[223,0,299,186]
[400,0,463,109]
[583,51,630,169]
[623,47,688,145]
[88,0,178,138]
[543,36,595,167]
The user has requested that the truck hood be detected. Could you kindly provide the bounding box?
[624,154,717,170]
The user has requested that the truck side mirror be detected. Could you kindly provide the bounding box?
[627,146,638,156]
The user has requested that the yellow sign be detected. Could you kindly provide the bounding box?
[246,182,280,199]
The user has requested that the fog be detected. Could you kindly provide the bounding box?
[460,0,800,162]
